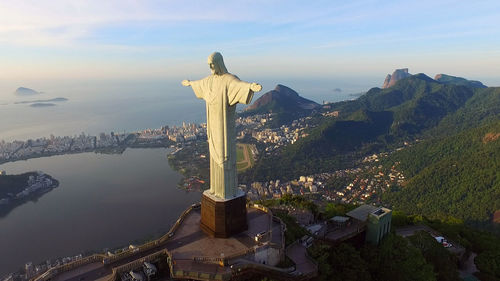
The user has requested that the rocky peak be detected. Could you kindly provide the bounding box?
[382,68,411,88]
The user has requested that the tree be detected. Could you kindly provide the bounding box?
[409,231,460,281]
[376,234,436,281]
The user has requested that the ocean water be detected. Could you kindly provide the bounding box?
[0,80,206,142]
[0,78,370,142]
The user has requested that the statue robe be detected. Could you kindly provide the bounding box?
[190,73,254,199]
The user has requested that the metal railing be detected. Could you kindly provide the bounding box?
[31,254,106,281]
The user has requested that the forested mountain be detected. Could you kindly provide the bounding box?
[434,74,487,88]
[242,84,319,126]
[245,73,499,228]
[428,87,500,137]
[383,120,500,227]
[247,74,480,180]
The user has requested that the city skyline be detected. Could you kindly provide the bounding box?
[1,0,500,88]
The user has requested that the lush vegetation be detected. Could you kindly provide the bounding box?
[384,120,500,226]
[256,195,499,280]
[247,75,479,182]
[167,140,209,183]
[323,202,357,219]
[428,87,500,137]
[308,234,436,281]
[434,74,486,89]
[245,75,499,232]
[257,195,318,245]
[246,110,393,181]
[0,172,59,218]
[0,172,38,198]
[242,84,319,127]
[408,231,460,281]
[272,210,309,246]
[393,212,500,280]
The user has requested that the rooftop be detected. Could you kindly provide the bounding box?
[346,205,378,221]
[346,205,391,222]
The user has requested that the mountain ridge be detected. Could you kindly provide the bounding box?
[244,73,498,229]
[434,74,487,88]
[243,84,319,126]
[245,84,319,112]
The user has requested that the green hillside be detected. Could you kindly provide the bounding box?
[242,84,319,126]
[434,73,487,88]
[247,74,479,181]
[244,74,499,230]
[383,120,500,227]
[245,109,393,181]
[342,74,475,137]
[429,87,500,137]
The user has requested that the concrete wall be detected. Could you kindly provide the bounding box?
[252,245,282,266]
[366,209,392,245]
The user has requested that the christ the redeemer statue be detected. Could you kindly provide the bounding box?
[182,52,262,200]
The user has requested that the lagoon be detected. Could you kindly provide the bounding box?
[0,148,200,276]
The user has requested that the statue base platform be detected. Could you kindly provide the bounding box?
[200,190,248,238]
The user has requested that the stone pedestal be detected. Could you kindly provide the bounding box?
[200,190,248,238]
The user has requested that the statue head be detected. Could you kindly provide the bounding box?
[207,52,228,75]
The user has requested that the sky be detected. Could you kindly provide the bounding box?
[1,0,500,86]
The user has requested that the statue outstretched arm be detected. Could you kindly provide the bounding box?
[184,77,210,99]
[250,83,262,92]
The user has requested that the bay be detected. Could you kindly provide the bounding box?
[0,148,200,276]
[0,78,367,142]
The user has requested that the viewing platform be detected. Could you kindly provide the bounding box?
[166,205,286,280]
[31,203,315,281]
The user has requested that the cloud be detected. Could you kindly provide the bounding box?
[0,0,385,48]
[1,0,499,80]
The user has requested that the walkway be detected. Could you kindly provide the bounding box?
[286,243,317,276]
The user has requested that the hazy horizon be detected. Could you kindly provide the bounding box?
[0,76,374,142]
[1,0,500,139]
[1,1,499,81]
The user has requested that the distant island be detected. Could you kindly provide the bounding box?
[15,97,68,104]
[30,103,56,107]
[0,171,59,217]
[14,87,41,96]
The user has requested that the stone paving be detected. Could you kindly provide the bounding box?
[166,208,274,260]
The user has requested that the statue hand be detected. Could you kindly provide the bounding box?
[181,80,191,87]
[250,83,262,92]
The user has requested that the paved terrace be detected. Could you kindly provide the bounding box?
[36,205,286,281]
[167,208,276,273]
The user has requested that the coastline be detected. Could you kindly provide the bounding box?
[0,139,175,166]
[0,172,59,218]
[0,146,200,278]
